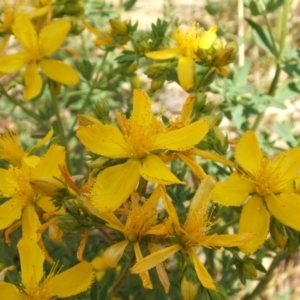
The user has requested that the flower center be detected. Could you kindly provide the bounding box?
[24,278,53,300]
[124,205,157,241]
[254,158,275,196]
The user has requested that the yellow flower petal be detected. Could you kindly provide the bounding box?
[22,156,40,168]
[92,159,141,212]
[141,154,184,185]
[152,120,209,151]
[271,147,300,188]
[181,94,195,123]
[265,193,300,231]
[29,5,50,19]
[193,148,235,168]
[198,26,217,49]
[103,240,129,267]
[177,56,194,91]
[47,261,94,298]
[82,19,103,38]
[22,204,41,242]
[211,172,255,206]
[98,212,125,232]
[39,59,79,85]
[0,282,26,299]
[0,168,19,196]
[235,131,263,175]
[159,185,181,229]
[0,130,25,165]
[0,198,23,230]
[200,233,254,248]
[130,244,182,274]
[189,175,216,211]
[18,238,44,290]
[26,128,54,154]
[39,19,71,57]
[23,62,42,100]
[133,242,153,289]
[76,124,129,158]
[143,219,172,236]
[34,145,65,178]
[13,15,38,52]
[0,53,27,73]
[177,152,207,180]
[145,48,182,60]
[148,243,170,293]
[131,89,153,128]
[187,248,217,291]
[239,195,270,254]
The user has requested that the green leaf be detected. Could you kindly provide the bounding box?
[123,0,137,10]
[246,18,277,56]
[272,123,298,147]
[266,0,285,12]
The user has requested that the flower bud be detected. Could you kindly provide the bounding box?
[78,114,103,126]
[131,75,141,89]
[89,157,110,169]
[124,62,137,74]
[242,261,257,278]
[151,78,164,93]
[270,221,288,250]
[48,223,64,242]
[109,19,128,35]
[30,177,67,198]
[181,266,199,300]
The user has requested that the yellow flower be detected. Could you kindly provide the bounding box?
[0,0,49,55]
[0,238,94,299]
[0,144,65,242]
[100,187,171,292]
[0,128,53,166]
[211,131,300,254]
[77,89,209,212]
[162,94,217,180]
[82,19,113,47]
[146,23,217,90]
[130,176,253,291]
[0,14,79,100]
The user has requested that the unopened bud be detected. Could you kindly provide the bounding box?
[242,261,257,278]
[78,114,103,126]
[89,157,110,169]
[270,221,288,250]
[181,275,199,300]
[30,177,67,198]
[212,126,227,150]
[131,75,141,89]
[151,78,164,92]
[110,19,127,35]
[124,62,137,74]
[48,79,61,96]
[181,266,200,300]
[49,223,64,242]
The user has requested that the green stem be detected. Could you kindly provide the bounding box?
[0,85,49,129]
[242,251,287,300]
[251,0,290,131]
[107,261,131,298]
[69,50,109,135]
[50,88,71,170]
[195,67,211,93]
[252,63,281,131]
